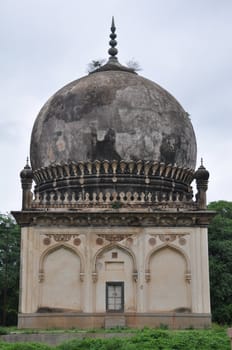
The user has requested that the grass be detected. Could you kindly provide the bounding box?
[0,325,230,350]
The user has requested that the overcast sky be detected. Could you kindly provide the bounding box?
[0,0,231,214]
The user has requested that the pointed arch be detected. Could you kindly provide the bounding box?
[92,242,138,313]
[38,243,84,311]
[92,243,137,274]
[39,243,85,276]
[146,242,190,273]
[146,242,192,312]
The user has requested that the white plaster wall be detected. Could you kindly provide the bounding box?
[190,227,211,313]
[40,247,81,310]
[148,247,189,311]
[20,226,40,313]
[19,224,211,316]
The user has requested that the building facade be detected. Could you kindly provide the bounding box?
[13,19,214,329]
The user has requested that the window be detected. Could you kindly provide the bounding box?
[106,282,124,312]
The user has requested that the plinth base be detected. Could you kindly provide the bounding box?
[18,312,211,329]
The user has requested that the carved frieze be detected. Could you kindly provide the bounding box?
[97,233,133,243]
[42,233,80,245]
[149,233,189,246]
[12,210,215,228]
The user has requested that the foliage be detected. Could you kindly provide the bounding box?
[0,214,20,326]
[208,201,232,324]
[87,58,141,73]
[0,343,51,350]
[126,59,141,72]
[0,328,229,350]
[87,59,106,73]
[57,328,230,350]
[0,327,9,335]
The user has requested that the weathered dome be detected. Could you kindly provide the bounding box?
[30,70,197,171]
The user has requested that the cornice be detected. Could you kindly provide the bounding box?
[12,209,215,228]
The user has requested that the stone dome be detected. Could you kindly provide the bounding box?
[26,20,200,209]
[30,70,197,171]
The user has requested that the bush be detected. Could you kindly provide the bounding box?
[0,328,230,350]
[0,343,52,350]
[0,327,9,335]
[57,328,230,350]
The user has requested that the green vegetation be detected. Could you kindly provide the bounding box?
[0,214,20,326]
[0,343,51,350]
[0,327,230,350]
[208,201,232,324]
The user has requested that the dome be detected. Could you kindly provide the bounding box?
[30,70,196,171]
[28,19,198,208]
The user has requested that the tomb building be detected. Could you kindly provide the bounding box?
[12,18,214,329]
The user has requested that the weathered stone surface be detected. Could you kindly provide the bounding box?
[105,315,126,328]
[30,71,197,170]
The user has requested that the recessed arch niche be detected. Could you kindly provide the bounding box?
[146,244,191,312]
[39,244,83,312]
[93,243,137,313]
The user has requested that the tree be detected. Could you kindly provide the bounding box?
[0,213,20,326]
[208,201,232,324]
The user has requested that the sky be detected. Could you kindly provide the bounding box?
[0,0,231,213]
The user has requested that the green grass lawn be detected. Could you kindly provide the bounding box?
[0,325,230,350]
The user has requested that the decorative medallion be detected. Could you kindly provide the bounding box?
[149,237,156,246]
[179,237,187,245]
[126,237,133,246]
[96,237,104,245]
[73,238,81,246]
[43,237,51,245]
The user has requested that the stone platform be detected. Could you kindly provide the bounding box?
[18,312,211,330]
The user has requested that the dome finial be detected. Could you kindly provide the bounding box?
[108,16,118,59]
[201,157,203,166]
[24,156,31,169]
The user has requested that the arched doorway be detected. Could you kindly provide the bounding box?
[93,244,137,313]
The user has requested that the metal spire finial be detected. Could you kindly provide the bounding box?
[201,157,203,166]
[24,156,30,169]
[108,16,118,59]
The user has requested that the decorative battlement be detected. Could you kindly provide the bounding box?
[30,189,196,210]
[18,159,200,210]
[19,159,211,211]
